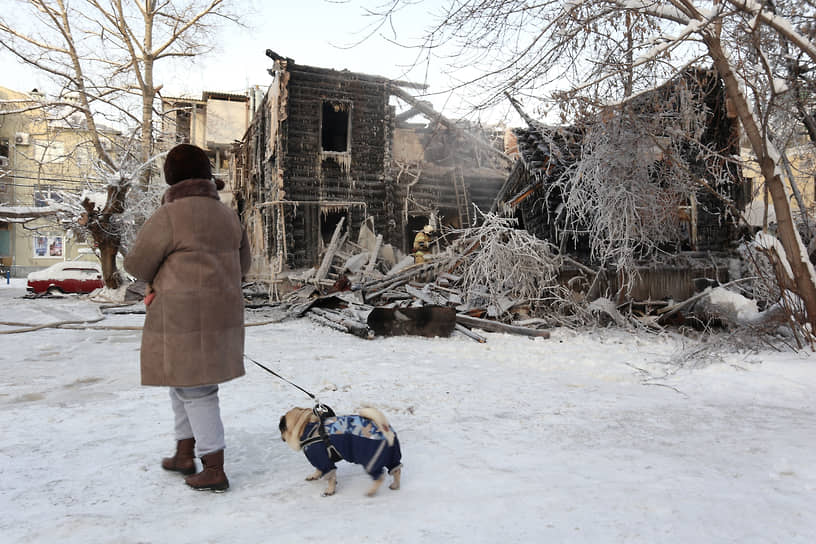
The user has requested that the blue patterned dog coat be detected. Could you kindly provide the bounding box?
[300,415,402,479]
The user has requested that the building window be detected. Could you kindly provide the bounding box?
[34,186,63,207]
[321,100,350,152]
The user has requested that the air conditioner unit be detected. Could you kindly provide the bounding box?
[15,132,31,146]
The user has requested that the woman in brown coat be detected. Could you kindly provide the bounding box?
[124,144,250,492]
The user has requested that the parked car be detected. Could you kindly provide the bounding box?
[26,261,104,294]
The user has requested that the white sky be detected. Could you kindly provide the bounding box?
[1,0,512,123]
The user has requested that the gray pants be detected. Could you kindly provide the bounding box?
[169,385,225,457]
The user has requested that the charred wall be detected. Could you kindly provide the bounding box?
[236,60,511,278]
[390,165,504,252]
[280,65,393,268]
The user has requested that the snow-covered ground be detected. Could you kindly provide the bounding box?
[1,278,815,543]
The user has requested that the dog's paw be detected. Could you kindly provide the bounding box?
[366,475,385,497]
[389,465,402,490]
[305,469,322,481]
[322,469,337,496]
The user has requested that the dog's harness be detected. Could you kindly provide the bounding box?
[300,404,343,463]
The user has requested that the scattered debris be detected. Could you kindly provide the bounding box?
[245,207,798,347]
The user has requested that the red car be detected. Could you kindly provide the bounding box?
[27,261,105,294]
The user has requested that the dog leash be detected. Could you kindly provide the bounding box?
[245,354,318,400]
[245,353,336,418]
[246,354,340,460]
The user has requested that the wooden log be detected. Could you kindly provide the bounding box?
[308,307,373,339]
[405,284,437,305]
[361,263,436,301]
[455,314,550,338]
[380,292,413,300]
[365,279,410,302]
[307,312,349,334]
[455,323,487,343]
[362,262,435,290]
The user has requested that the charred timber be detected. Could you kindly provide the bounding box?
[455,314,550,338]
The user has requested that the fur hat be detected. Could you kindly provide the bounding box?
[163,144,223,189]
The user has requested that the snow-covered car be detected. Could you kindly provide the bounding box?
[26,261,104,294]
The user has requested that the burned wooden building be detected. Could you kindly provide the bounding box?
[234,52,511,284]
[493,69,749,253]
[493,68,749,300]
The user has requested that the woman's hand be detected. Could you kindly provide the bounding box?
[144,283,155,306]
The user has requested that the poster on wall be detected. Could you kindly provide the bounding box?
[33,236,63,258]
[49,237,63,256]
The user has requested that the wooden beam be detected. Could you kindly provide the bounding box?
[455,314,550,338]
[315,217,346,281]
[455,323,487,343]
[388,85,514,167]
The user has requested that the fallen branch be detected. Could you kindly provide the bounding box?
[1,317,292,333]
[0,316,105,334]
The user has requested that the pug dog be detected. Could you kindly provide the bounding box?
[279,406,402,497]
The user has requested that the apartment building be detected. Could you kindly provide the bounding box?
[0,86,117,275]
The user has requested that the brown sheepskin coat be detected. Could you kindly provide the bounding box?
[124,178,251,386]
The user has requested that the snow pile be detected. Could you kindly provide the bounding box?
[705,286,761,324]
[87,283,131,304]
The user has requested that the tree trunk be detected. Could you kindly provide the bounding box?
[140,85,155,188]
[705,34,816,330]
[99,241,121,289]
[81,183,129,289]
[140,5,156,189]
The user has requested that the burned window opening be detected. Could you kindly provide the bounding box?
[321,209,348,245]
[321,101,350,153]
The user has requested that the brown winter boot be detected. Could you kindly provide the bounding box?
[185,449,229,492]
[161,438,196,475]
